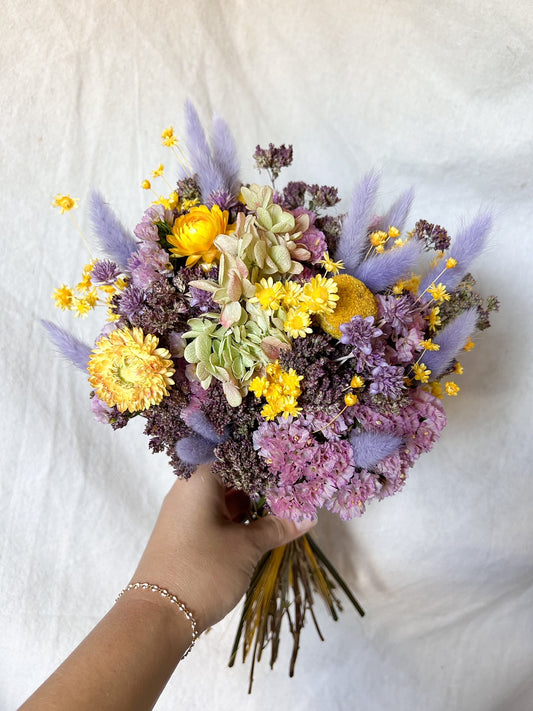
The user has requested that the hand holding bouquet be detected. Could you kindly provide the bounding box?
[46,102,498,689]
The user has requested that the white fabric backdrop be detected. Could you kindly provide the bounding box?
[2,1,532,708]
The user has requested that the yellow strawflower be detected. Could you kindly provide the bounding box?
[161,126,178,147]
[168,204,229,267]
[88,326,175,413]
[427,282,450,303]
[445,381,460,396]
[53,284,74,310]
[419,339,440,351]
[413,362,431,383]
[318,252,344,275]
[52,194,79,213]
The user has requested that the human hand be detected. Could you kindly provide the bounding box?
[131,464,316,633]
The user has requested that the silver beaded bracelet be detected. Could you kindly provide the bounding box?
[116,582,199,658]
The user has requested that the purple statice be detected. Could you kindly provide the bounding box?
[253,143,293,181]
[116,284,146,321]
[292,207,328,263]
[129,241,171,290]
[376,294,416,338]
[91,259,122,285]
[134,204,174,243]
[339,315,385,371]
[368,363,405,400]
[393,326,425,363]
[412,219,450,252]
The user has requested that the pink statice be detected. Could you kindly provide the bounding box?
[254,417,357,520]
[134,204,174,242]
[326,470,379,520]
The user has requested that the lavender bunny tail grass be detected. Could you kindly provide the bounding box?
[335,171,380,272]
[353,238,421,292]
[175,434,218,465]
[211,114,240,195]
[350,431,403,469]
[419,213,492,297]
[89,191,138,269]
[421,309,478,378]
[375,187,415,234]
[41,320,92,372]
[184,101,240,199]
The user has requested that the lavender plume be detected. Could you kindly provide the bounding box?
[175,434,217,465]
[211,114,240,194]
[419,213,492,297]
[353,239,421,292]
[350,430,403,469]
[184,408,225,443]
[375,187,415,234]
[183,101,221,198]
[335,171,380,272]
[41,320,92,372]
[420,308,478,378]
[89,191,138,269]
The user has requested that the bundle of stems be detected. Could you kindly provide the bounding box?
[228,533,364,693]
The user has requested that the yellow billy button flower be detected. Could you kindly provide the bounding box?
[253,277,284,311]
[88,326,175,413]
[413,362,431,383]
[419,339,440,351]
[427,282,451,303]
[52,194,79,213]
[463,338,475,351]
[344,392,358,407]
[141,179,151,190]
[317,274,378,339]
[284,307,312,339]
[302,274,339,315]
[445,381,460,396]
[161,126,178,147]
[167,204,229,267]
[53,284,74,310]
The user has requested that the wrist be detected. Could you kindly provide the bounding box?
[115,584,199,659]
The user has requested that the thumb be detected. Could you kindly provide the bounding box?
[246,514,317,555]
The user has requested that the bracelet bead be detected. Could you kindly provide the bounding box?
[116,582,199,658]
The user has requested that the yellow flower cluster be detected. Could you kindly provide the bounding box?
[52,261,126,321]
[52,194,79,213]
[252,274,340,340]
[393,273,421,295]
[369,226,402,254]
[249,361,303,420]
[88,327,175,413]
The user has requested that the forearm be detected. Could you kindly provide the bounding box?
[19,593,192,711]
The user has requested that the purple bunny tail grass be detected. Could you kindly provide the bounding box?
[89,191,138,270]
[419,212,492,297]
[335,171,381,272]
[184,101,220,198]
[175,435,217,465]
[421,308,478,378]
[185,409,223,443]
[211,114,240,195]
[353,238,421,292]
[41,320,92,372]
[349,431,403,469]
[375,187,415,234]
